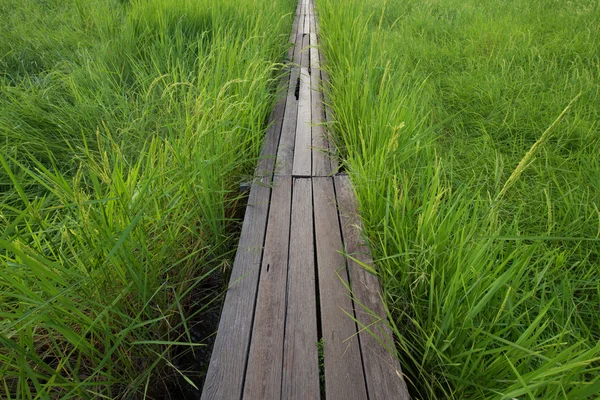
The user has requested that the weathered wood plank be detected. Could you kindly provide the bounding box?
[291,35,312,177]
[304,0,311,30]
[275,2,305,176]
[201,176,271,400]
[282,178,320,399]
[275,65,301,175]
[256,0,301,178]
[334,175,411,400]
[293,1,305,66]
[309,13,330,177]
[243,175,293,400]
[257,85,287,179]
[298,0,308,35]
[287,1,301,60]
[312,177,368,400]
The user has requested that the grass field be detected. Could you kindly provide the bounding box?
[317,0,600,398]
[0,0,294,397]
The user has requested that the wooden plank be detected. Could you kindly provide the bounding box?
[291,35,312,177]
[282,178,320,399]
[334,175,411,400]
[201,176,271,400]
[312,177,368,400]
[257,84,287,179]
[275,65,300,175]
[298,0,307,35]
[264,11,299,167]
[304,0,311,28]
[243,175,293,400]
[287,1,302,60]
[293,0,305,65]
[309,12,330,177]
[275,5,304,176]
[257,13,298,178]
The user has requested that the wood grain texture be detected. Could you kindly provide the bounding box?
[312,177,368,400]
[200,175,271,400]
[297,2,306,35]
[243,176,292,400]
[287,1,301,60]
[291,35,312,177]
[303,0,310,32]
[282,178,320,399]
[275,64,301,175]
[275,2,304,176]
[257,87,286,179]
[334,175,411,400]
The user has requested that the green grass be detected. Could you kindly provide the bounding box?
[316,0,600,398]
[0,0,295,397]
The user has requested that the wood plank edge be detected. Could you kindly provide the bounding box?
[201,179,272,400]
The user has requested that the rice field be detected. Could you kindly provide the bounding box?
[0,0,295,397]
[317,0,600,398]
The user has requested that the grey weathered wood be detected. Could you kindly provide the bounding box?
[282,178,320,399]
[293,1,305,66]
[312,177,368,400]
[287,1,302,60]
[297,0,307,35]
[257,86,287,179]
[275,3,304,176]
[243,176,293,400]
[334,175,411,400]
[291,35,312,177]
[201,176,271,400]
[275,64,300,175]
[309,11,330,177]
[304,0,310,31]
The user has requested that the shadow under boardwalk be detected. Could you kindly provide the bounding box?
[200,0,410,399]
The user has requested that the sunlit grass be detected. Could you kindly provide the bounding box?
[316,0,600,397]
[0,0,295,397]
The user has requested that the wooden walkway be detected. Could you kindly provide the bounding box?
[201,1,410,399]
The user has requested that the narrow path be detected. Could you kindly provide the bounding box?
[201,1,410,398]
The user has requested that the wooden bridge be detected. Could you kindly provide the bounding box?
[201,0,410,398]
